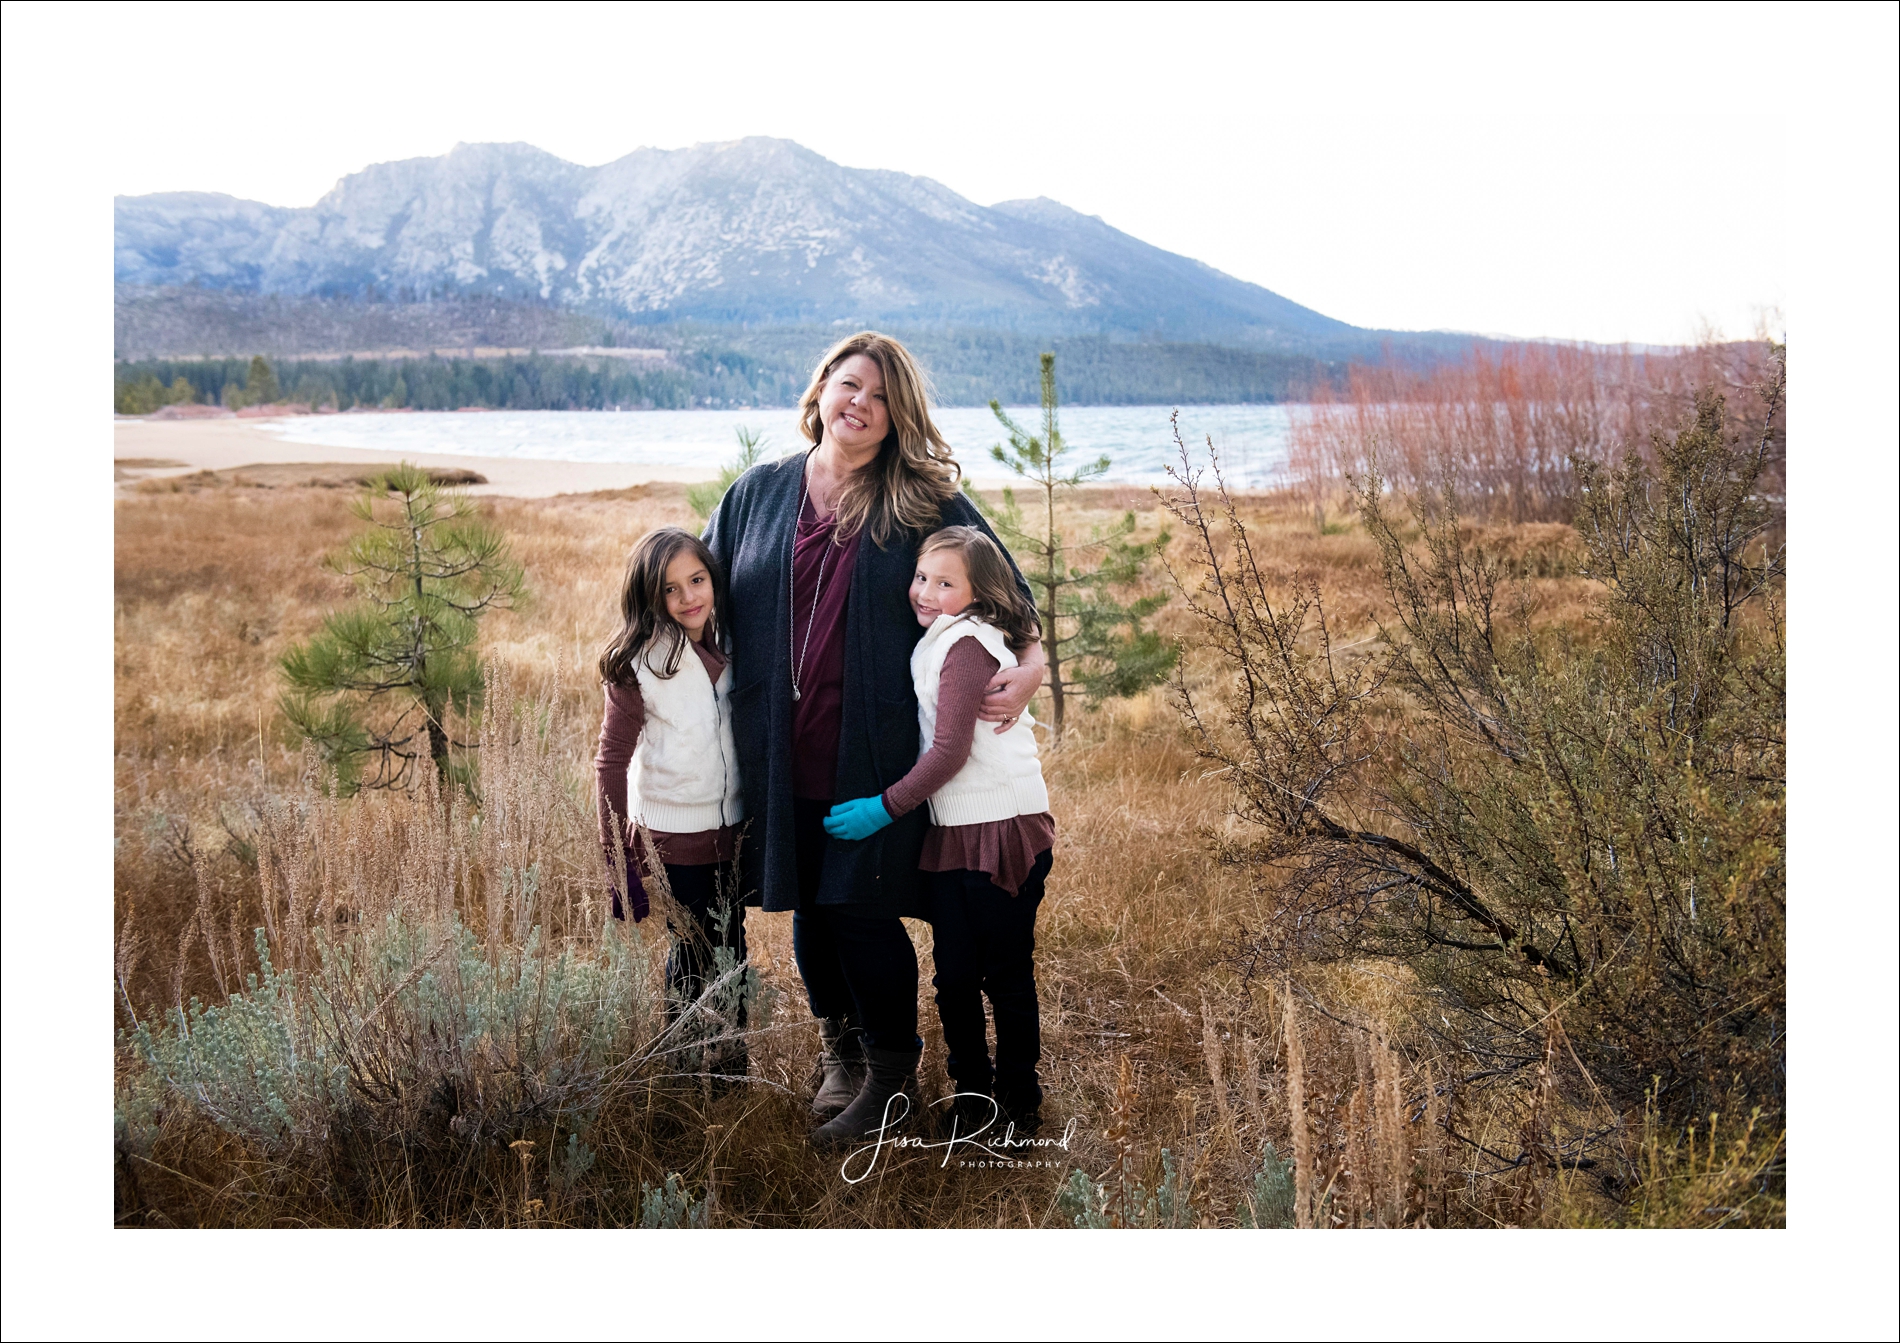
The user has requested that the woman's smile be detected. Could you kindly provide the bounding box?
[816,353,891,455]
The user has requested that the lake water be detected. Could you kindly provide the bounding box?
[260,403,1294,487]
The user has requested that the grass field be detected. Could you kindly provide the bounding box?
[112,466,1777,1228]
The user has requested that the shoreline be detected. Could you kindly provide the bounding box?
[114,416,1214,499]
[114,418,724,498]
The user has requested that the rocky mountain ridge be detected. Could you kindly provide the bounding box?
[116,138,1356,345]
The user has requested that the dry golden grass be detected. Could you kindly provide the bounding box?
[113,476,1657,1228]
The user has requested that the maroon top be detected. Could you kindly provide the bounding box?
[790,495,861,799]
[595,639,740,917]
[879,637,1056,896]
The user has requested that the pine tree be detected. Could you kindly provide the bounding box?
[112,370,197,415]
[115,372,163,415]
[279,463,524,792]
[246,355,279,406]
[687,425,767,521]
[970,352,1176,742]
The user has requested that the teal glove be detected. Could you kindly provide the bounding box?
[824,795,893,841]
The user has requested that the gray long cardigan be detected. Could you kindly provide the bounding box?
[703,452,1033,918]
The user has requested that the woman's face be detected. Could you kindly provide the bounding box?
[910,546,973,626]
[817,353,891,457]
[662,549,714,641]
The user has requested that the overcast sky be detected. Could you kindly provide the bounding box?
[23,4,1859,343]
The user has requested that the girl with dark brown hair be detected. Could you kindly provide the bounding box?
[594,526,747,1048]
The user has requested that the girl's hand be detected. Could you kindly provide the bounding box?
[606,858,650,922]
[978,642,1045,733]
[823,795,893,841]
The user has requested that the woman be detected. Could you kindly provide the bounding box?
[703,331,1043,1143]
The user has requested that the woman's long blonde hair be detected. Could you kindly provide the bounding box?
[798,331,960,546]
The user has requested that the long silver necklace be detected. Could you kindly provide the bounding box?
[790,454,834,703]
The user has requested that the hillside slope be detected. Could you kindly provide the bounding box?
[116,138,1354,345]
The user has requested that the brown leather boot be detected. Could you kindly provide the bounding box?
[809,1018,867,1121]
[812,1044,920,1147]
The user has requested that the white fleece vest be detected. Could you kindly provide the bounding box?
[631,641,745,834]
[911,613,1050,827]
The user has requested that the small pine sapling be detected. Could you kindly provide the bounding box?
[279,461,524,792]
[688,425,768,522]
[969,352,1176,742]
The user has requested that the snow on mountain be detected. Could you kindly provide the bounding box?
[115,138,1352,342]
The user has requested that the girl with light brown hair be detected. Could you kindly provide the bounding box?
[824,524,1056,1137]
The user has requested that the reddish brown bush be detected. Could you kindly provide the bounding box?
[1290,339,1784,522]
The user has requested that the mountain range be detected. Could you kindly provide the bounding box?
[115,138,1360,347]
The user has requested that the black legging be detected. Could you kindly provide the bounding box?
[662,858,748,1031]
[789,798,920,1052]
[927,850,1053,1114]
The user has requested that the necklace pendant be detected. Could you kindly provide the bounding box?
[792,687,801,702]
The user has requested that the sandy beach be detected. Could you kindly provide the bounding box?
[112,415,1043,497]
[114,416,712,498]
